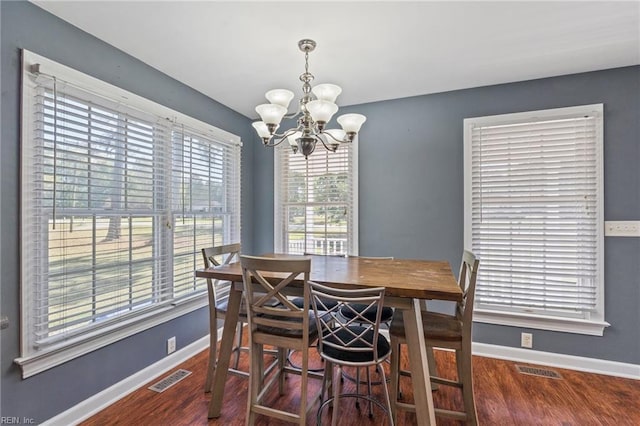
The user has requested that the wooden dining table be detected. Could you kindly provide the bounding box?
[195,253,463,425]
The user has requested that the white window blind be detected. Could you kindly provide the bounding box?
[171,126,241,299]
[275,142,357,256]
[19,50,241,374]
[464,105,605,333]
[28,83,172,347]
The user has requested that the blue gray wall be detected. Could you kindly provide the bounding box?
[253,67,640,364]
[0,2,257,422]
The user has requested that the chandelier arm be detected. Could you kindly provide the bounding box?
[261,137,289,148]
[322,130,347,144]
[271,127,300,140]
[316,135,337,152]
[263,127,301,147]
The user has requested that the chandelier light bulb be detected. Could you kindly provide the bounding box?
[255,103,287,126]
[337,113,367,133]
[266,89,295,109]
[287,131,302,147]
[312,84,342,103]
[306,100,339,124]
[252,121,272,139]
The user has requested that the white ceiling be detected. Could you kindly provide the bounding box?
[32,1,640,118]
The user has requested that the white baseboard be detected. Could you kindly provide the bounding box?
[473,342,640,380]
[42,335,210,426]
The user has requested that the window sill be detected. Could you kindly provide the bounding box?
[14,295,208,379]
[473,309,610,336]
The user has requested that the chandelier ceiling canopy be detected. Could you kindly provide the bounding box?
[252,39,366,158]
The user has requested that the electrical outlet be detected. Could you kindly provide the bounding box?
[605,221,640,237]
[167,336,176,354]
[521,332,533,349]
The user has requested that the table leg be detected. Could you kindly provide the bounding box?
[208,282,243,418]
[403,298,437,425]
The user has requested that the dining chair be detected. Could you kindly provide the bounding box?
[338,256,395,415]
[201,243,247,392]
[287,252,344,372]
[309,281,394,426]
[240,255,324,425]
[202,244,279,393]
[389,250,480,425]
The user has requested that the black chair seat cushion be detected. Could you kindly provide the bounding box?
[292,297,339,310]
[320,326,391,363]
[340,303,394,323]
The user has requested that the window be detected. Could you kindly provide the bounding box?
[171,126,241,299]
[274,142,358,256]
[464,104,607,336]
[18,50,241,377]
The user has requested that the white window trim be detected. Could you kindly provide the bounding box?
[464,104,608,336]
[273,138,359,255]
[16,50,241,378]
[473,310,610,336]
[14,298,207,378]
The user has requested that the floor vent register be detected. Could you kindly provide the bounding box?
[148,369,192,393]
[515,365,562,379]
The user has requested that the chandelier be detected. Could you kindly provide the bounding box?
[252,39,367,158]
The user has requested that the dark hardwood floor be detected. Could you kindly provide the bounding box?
[81,340,640,426]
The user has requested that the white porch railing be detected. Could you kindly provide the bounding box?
[287,237,347,255]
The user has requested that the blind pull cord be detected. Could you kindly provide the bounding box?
[188,127,194,224]
[475,124,483,224]
[52,77,58,230]
[181,124,186,224]
[208,143,212,216]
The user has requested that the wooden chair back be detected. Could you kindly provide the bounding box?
[240,255,311,338]
[201,243,241,304]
